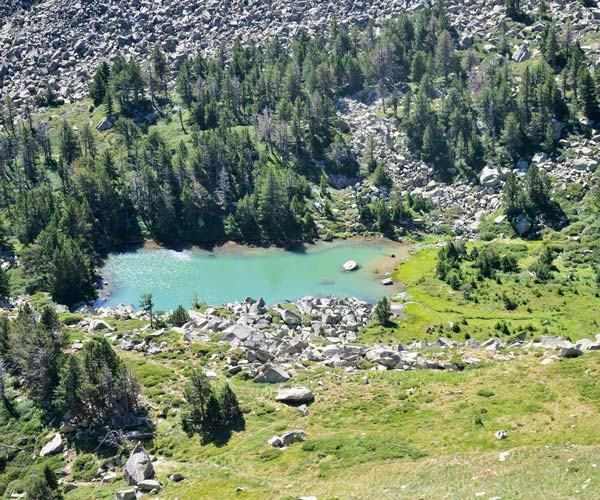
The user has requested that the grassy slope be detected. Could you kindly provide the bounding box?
[361,239,600,346]
[63,346,600,499]
[5,234,600,498]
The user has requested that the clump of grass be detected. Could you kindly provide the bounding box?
[72,454,98,482]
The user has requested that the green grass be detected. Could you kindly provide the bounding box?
[6,232,600,498]
[361,239,600,345]
[61,351,600,499]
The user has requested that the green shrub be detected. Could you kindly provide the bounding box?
[259,448,282,462]
[169,305,191,327]
[72,454,98,482]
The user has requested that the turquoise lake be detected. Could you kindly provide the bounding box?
[97,239,403,310]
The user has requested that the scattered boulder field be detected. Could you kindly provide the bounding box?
[70,296,600,379]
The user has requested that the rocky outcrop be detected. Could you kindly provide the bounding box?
[3,0,599,111]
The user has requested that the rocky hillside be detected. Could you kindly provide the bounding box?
[1,0,599,107]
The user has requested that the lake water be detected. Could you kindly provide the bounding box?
[97,239,403,310]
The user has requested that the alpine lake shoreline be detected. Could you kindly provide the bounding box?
[92,235,412,312]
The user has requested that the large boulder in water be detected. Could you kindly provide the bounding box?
[341,260,359,272]
[124,443,154,486]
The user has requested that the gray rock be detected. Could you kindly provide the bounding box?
[281,308,301,326]
[89,319,114,332]
[560,347,582,359]
[96,116,116,131]
[459,33,474,49]
[280,430,306,446]
[275,387,314,404]
[267,435,282,447]
[114,490,136,500]
[512,44,531,62]
[479,166,501,188]
[123,443,154,486]
[138,479,162,492]
[40,433,63,457]
[63,482,78,493]
[222,322,256,341]
[253,365,291,384]
[515,214,531,236]
[60,422,77,433]
[341,260,359,271]
[572,157,598,171]
[269,430,306,447]
[539,336,573,349]
[495,430,508,440]
[576,338,600,351]
[365,347,401,368]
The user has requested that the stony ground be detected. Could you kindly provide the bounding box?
[2,0,600,107]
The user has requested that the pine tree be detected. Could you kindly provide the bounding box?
[139,293,154,327]
[524,163,551,213]
[220,384,243,426]
[257,166,287,238]
[578,68,599,119]
[436,30,455,85]
[50,235,94,305]
[500,113,522,161]
[54,355,84,418]
[150,45,169,101]
[544,23,559,69]
[59,121,81,167]
[89,68,107,106]
[364,135,377,173]
[103,86,114,118]
[176,59,194,107]
[410,51,427,83]
[373,164,392,189]
[375,296,392,326]
[0,315,9,360]
[169,305,190,327]
[0,268,9,301]
[505,0,521,18]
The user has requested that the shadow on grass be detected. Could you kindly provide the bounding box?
[188,415,246,448]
